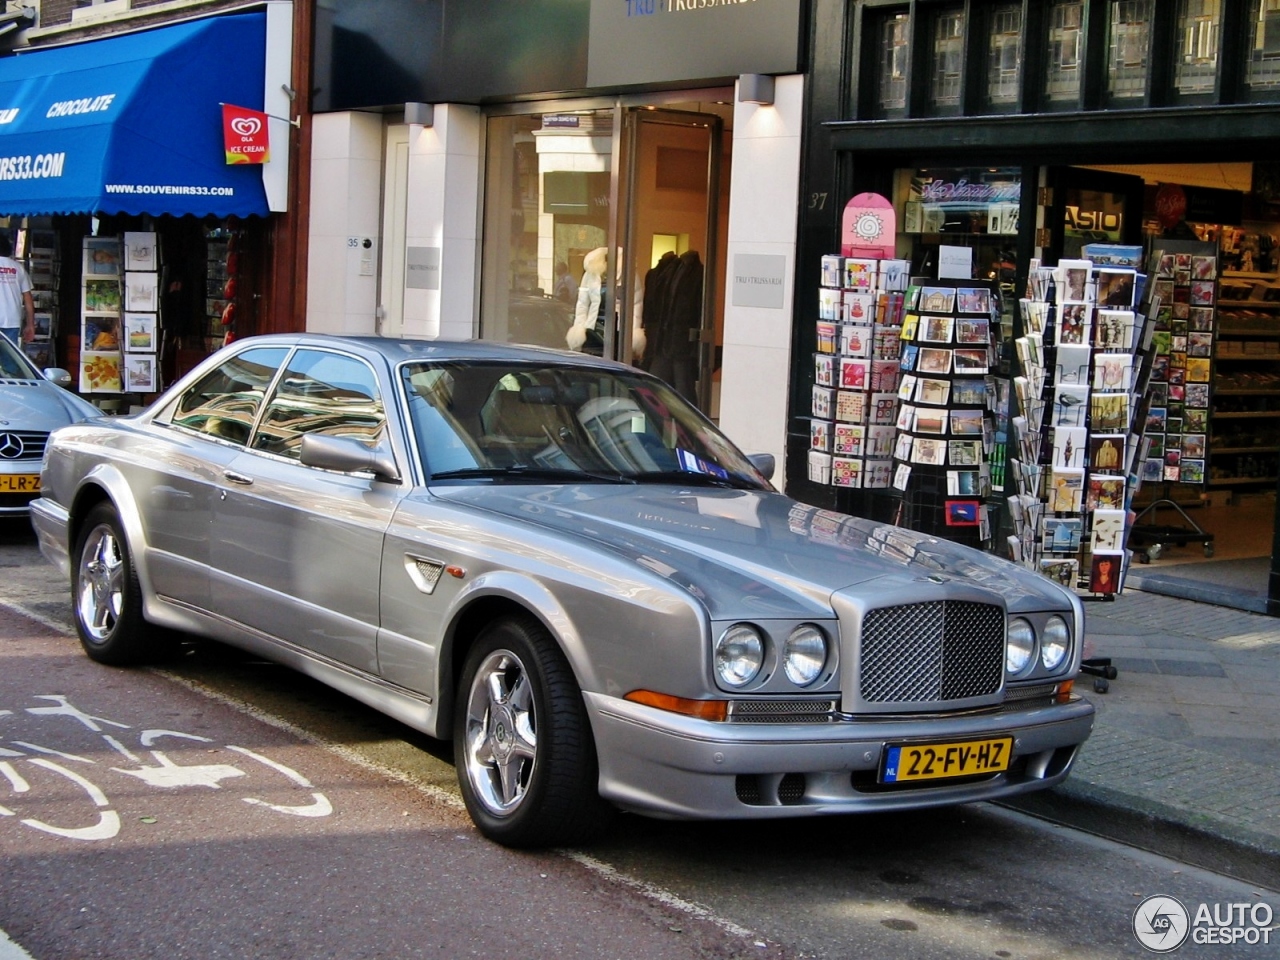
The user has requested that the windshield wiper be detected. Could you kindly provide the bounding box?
[630,470,758,489]
[430,465,635,484]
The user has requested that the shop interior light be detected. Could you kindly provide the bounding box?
[404,102,434,127]
[738,73,775,106]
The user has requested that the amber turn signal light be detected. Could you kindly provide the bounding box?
[624,690,728,722]
[1055,679,1074,703]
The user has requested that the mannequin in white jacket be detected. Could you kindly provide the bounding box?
[566,246,647,360]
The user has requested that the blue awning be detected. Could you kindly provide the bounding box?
[0,12,271,218]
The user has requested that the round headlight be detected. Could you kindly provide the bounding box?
[1006,618,1035,675]
[783,624,828,686]
[1041,615,1071,671]
[715,624,764,687]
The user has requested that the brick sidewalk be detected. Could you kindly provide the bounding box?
[1010,589,1280,889]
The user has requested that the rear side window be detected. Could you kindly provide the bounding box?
[172,347,289,444]
[251,349,385,461]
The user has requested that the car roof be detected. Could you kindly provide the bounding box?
[233,333,630,372]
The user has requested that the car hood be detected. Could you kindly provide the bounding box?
[0,379,100,429]
[428,484,1070,619]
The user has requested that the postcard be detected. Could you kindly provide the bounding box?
[953,348,989,374]
[844,292,876,324]
[1056,302,1093,345]
[125,272,159,312]
[83,278,121,314]
[840,323,873,357]
[914,409,948,434]
[839,357,869,390]
[124,232,158,272]
[948,439,982,466]
[1189,280,1215,306]
[871,360,900,393]
[956,317,989,344]
[917,347,951,375]
[1087,474,1127,511]
[1089,434,1126,472]
[893,431,914,461]
[1186,357,1211,382]
[900,343,919,371]
[1091,392,1130,433]
[915,377,952,406]
[1095,269,1136,307]
[900,313,920,341]
[1053,384,1090,427]
[949,409,985,435]
[123,312,156,353]
[1050,468,1085,513]
[893,463,912,491]
[865,459,893,489]
[810,419,832,452]
[1056,260,1093,302]
[896,402,916,431]
[1090,553,1122,594]
[957,287,991,315]
[947,470,981,497]
[920,315,955,343]
[1043,516,1083,553]
[831,456,864,488]
[1052,426,1087,469]
[808,450,833,485]
[945,500,981,526]
[951,379,987,405]
[867,425,895,458]
[1040,558,1079,588]
[821,255,844,289]
[80,350,123,393]
[1095,309,1135,351]
[1055,344,1092,386]
[812,386,834,419]
[832,423,865,456]
[123,354,157,393]
[871,393,898,424]
[1093,353,1133,392]
[843,258,877,292]
[816,321,837,354]
[912,436,946,466]
[919,287,956,313]
[1180,458,1205,484]
[835,390,866,423]
[84,237,122,276]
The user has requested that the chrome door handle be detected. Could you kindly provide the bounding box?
[223,470,254,485]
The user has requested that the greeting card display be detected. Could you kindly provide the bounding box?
[1008,251,1153,595]
[811,255,909,491]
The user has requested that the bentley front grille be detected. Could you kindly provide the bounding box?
[859,601,1004,705]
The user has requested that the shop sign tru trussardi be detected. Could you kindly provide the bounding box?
[587,0,802,88]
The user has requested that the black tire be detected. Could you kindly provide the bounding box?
[72,502,153,665]
[454,615,614,847]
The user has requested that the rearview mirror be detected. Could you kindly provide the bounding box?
[43,367,73,388]
[747,453,775,482]
[300,434,401,483]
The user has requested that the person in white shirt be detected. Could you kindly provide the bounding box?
[0,234,34,346]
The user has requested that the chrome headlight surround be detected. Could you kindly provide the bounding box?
[1006,617,1036,677]
[715,623,765,688]
[1040,615,1071,671]
[782,624,828,687]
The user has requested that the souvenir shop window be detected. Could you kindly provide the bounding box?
[928,8,966,111]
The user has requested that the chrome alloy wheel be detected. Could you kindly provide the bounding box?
[76,523,125,644]
[462,649,538,817]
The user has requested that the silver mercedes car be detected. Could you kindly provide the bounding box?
[32,334,1094,847]
[0,335,101,516]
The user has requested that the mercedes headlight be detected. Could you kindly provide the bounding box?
[1006,618,1035,675]
[1040,615,1071,671]
[715,624,764,687]
[783,624,827,686]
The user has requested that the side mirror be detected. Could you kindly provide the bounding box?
[300,434,401,484]
[43,367,73,388]
[747,453,775,482]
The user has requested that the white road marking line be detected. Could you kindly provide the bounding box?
[3,602,770,949]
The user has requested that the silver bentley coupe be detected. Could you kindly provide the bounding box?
[33,334,1094,847]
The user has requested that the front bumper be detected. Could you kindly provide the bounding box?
[29,496,71,576]
[586,691,1095,819]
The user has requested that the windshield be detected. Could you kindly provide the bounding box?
[0,336,40,379]
[399,361,769,489]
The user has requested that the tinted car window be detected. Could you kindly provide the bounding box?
[0,336,38,378]
[251,349,385,461]
[172,347,289,444]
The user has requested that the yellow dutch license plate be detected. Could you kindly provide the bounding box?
[881,736,1013,783]
[0,474,39,493]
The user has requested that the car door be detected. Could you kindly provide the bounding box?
[209,347,400,673]
[142,346,289,610]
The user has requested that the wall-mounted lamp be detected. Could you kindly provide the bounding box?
[404,102,434,127]
[738,74,775,106]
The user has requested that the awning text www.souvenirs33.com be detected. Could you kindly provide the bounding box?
[0,153,66,180]
[105,184,235,196]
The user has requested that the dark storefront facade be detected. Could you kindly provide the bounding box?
[792,0,1280,613]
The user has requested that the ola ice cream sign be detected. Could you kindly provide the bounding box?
[221,103,269,164]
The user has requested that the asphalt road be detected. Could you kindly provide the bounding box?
[1,521,1275,959]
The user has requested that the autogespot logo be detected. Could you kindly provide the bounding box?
[1133,895,1190,953]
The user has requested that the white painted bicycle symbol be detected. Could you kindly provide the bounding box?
[0,695,332,841]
